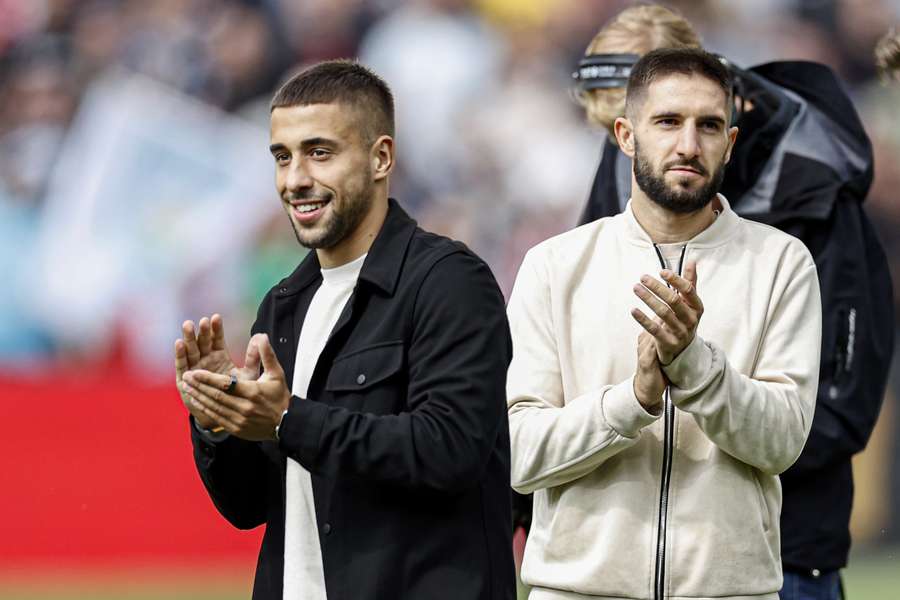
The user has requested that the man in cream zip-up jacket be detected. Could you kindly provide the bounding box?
[507,49,821,600]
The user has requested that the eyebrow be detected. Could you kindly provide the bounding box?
[650,111,726,125]
[268,137,340,154]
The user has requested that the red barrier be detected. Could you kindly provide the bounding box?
[0,372,262,568]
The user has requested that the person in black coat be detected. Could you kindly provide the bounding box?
[174,60,516,600]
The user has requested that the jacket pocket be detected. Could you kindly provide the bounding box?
[326,340,405,392]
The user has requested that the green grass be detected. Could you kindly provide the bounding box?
[1,549,897,600]
[843,548,900,599]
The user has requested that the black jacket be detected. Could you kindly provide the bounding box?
[572,61,893,573]
[192,199,516,600]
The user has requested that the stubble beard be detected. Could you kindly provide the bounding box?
[633,137,726,215]
[287,178,373,250]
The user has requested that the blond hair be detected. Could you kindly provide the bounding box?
[875,28,900,83]
[577,4,701,135]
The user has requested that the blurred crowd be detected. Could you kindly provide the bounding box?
[1,0,900,552]
[1,0,898,368]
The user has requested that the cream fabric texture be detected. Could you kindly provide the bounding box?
[507,197,821,599]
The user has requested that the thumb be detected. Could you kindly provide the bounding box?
[258,334,285,380]
[243,334,264,375]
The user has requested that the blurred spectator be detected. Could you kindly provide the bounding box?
[359,0,503,204]
[875,26,900,82]
[276,0,378,63]
[0,33,76,365]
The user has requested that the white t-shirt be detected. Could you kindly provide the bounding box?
[283,253,366,600]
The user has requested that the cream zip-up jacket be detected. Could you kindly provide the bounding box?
[507,196,821,600]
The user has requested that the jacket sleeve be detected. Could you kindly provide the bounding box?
[506,248,660,494]
[662,251,822,475]
[189,292,272,530]
[275,251,511,494]
[191,417,269,529]
[782,204,894,475]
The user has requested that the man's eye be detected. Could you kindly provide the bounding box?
[310,148,330,158]
[701,122,722,132]
[275,153,290,163]
[657,119,677,127]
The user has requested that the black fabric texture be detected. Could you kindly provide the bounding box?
[191,199,516,600]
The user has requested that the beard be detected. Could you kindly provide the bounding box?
[633,137,726,214]
[286,178,372,250]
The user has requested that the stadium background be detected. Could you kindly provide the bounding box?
[1,0,899,598]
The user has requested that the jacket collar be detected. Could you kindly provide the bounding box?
[276,198,417,297]
[621,193,740,249]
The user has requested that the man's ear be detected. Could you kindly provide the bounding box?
[723,126,739,164]
[371,135,394,181]
[614,116,635,158]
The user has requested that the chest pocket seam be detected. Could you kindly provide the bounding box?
[325,340,405,392]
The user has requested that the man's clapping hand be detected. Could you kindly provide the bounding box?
[174,314,261,431]
[631,261,704,366]
[180,333,292,442]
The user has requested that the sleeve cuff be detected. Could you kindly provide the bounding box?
[276,395,328,468]
[662,335,713,389]
[192,415,230,443]
[601,377,662,437]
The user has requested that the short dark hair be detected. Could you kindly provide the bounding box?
[625,48,732,119]
[270,59,395,143]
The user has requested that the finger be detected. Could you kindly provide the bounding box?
[662,265,703,311]
[243,334,263,375]
[644,273,693,320]
[257,334,285,380]
[182,374,252,413]
[185,369,253,399]
[181,383,243,432]
[633,284,685,332]
[631,308,663,338]
[684,261,698,287]
[632,308,680,348]
[640,275,679,303]
[182,320,200,365]
[197,317,213,355]
[211,313,227,351]
[175,340,189,382]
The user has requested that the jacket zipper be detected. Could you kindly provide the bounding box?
[652,243,686,600]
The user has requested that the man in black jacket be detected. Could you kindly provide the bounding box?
[174,60,516,600]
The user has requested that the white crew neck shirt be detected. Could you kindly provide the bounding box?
[283,252,366,600]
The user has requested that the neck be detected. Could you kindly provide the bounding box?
[316,193,389,269]
[630,191,721,244]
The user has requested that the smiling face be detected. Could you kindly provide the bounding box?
[269,102,381,251]
[616,73,738,214]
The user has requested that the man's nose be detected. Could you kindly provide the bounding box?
[285,160,314,192]
[675,124,701,159]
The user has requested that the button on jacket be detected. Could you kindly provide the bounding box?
[191,199,516,600]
